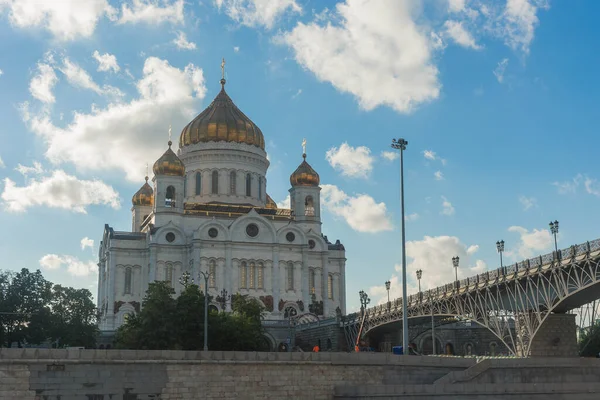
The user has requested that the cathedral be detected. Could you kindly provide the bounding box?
[97,70,347,334]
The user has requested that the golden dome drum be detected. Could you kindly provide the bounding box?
[153,141,185,176]
[265,194,278,209]
[290,154,320,187]
[179,80,265,150]
[132,177,154,206]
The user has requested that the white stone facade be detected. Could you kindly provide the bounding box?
[97,140,346,332]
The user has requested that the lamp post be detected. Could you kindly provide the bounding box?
[549,220,559,255]
[452,256,460,289]
[496,240,505,273]
[198,270,212,351]
[416,270,422,294]
[217,289,230,311]
[385,280,391,310]
[391,137,409,353]
[359,290,370,313]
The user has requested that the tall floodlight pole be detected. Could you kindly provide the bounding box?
[198,270,212,351]
[496,240,505,273]
[391,138,409,354]
[549,220,559,256]
[416,270,422,295]
[385,280,391,310]
[452,256,460,290]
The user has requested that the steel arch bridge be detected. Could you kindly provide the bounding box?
[342,238,600,356]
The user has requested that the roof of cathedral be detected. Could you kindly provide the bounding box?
[179,79,265,150]
[153,141,185,177]
[132,176,154,206]
[265,194,277,209]
[290,154,320,187]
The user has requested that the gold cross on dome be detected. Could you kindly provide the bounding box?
[168,124,172,141]
[221,58,226,80]
[302,138,307,155]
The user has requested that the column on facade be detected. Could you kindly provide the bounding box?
[225,243,232,311]
[301,248,309,310]
[314,268,323,301]
[340,261,347,315]
[333,273,340,312]
[272,247,280,315]
[199,259,208,293]
[217,258,225,298]
[107,253,117,328]
[192,243,201,284]
[321,252,330,316]
[149,245,157,282]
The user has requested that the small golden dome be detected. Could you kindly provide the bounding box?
[290,154,320,187]
[265,194,278,209]
[179,80,265,150]
[153,141,185,176]
[132,176,154,206]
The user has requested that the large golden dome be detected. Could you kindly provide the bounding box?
[290,154,320,187]
[153,141,185,176]
[179,79,265,150]
[132,176,154,206]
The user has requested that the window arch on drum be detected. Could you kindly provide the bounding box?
[166,186,176,207]
[124,267,132,295]
[212,171,219,194]
[287,262,294,290]
[209,260,216,287]
[195,172,202,195]
[245,173,252,196]
[230,171,236,195]
[305,196,314,216]
[249,262,256,289]
[240,261,247,288]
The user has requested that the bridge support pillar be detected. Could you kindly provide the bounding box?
[522,313,578,357]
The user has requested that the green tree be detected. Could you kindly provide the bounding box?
[579,322,600,357]
[47,285,98,348]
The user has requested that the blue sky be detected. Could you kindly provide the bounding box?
[1,0,599,312]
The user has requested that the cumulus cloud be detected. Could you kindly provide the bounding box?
[405,212,419,222]
[15,161,44,176]
[29,63,58,104]
[1,170,120,213]
[21,56,206,181]
[443,20,482,50]
[423,150,437,161]
[584,177,600,197]
[117,0,184,25]
[507,225,553,259]
[434,170,444,181]
[92,51,120,73]
[80,237,94,251]
[277,194,290,209]
[215,0,301,29]
[172,31,197,50]
[500,0,549,55]
[40,254,98,277]
[59,57,123,97]
[381,151,399,161]
[321,184,392,233]
[0,157,4,168]
[0,0,113,41]
[279,0,441,113]
[493,58,509,83]
[441,196,454,216]
[369,235,487,305]
[325,143,374,178]
[518,195,537,211]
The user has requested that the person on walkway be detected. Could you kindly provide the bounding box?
[312,344,320,352]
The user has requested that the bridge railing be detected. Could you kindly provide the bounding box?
[364,238,600,317]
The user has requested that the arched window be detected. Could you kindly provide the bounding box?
[209,260,216,287]
[124,267,132,295]
[183,177,187,197]
[490,342,497,356]
[249,262,255,289]
[327,274,333,300]
[195,172,202,195]
[305,195,314,216]
[245,173,251,196]
[257,262,264,289]
[165,264,173,287]
[212,170,219,194]
[240,261,247,288]
[309,268,315,293]
[287,262,294,290]
[166,186,176,207]
[230,171,236,195]
[258,177,263,200]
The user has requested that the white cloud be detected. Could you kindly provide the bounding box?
[443,20,482,50]
[552,174,582,194]
[117,0,184,25]
[584,177,600,197]
[21,56,206,181]
[172,31,197,50]
[381,151,398,161]
[519,195,537,211]
[500,0,549,55]
[277,194,290,209]
[59,57,123,97]
[29,63,58,104]
[0,68,3,76]
[233,46,240,52]
[423,150,437,161]
[215,0,301,29]
[1,170,120,213]
[325,142,374,179]
[15,161,44,176]
[448,0,466,13]
[0,157,4,168]
[280,0,441,113]
[405,212,419,222]
[507,225,552,259]
[80,237,94,251]
[92,51,120,73]
[40,254,98,277]
[0,0,112,41]
[493,58,509,83]
[441,196,454,216]
[434,170,444,181]
[291,89,302,99]
[321,184,392,233]
[369,235,487,305]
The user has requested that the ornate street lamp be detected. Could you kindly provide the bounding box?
[217,289,230,311]
[198,270,213,351]
[416,270,422,294]
[179,271,194,288]
[496,240,505,272]
[452,256,460,289]
[549,220,559,255]
[385,280,391,310]
[391,137,409,353]
[359,290,370,312]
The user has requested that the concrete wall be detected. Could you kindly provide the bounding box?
[528,313,578,357]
